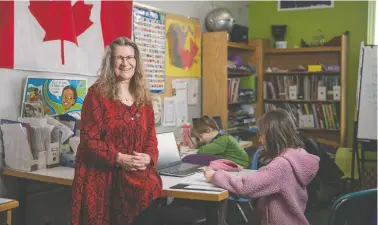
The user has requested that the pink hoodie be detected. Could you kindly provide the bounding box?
[211,148,320,225]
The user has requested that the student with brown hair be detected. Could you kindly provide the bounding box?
[204,109,320,225]
[190,115,250,168]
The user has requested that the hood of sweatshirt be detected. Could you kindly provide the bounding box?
[280,148,320,186]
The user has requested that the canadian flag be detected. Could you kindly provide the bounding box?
[0,0,132,75]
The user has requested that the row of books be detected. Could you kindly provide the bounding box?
[264,76,340,100]
[264,103,340,130]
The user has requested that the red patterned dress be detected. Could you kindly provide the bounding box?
[70,86,162,225]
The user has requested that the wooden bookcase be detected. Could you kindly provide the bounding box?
[259,34,348,147]
[202,32,264,139]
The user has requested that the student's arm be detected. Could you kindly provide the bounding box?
[79,91,119,167]
[197,136,228,155]
[211,157,288,198]
[142,105,159,166]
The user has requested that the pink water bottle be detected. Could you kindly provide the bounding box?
[181,123,191,147]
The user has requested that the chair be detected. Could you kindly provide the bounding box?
[327,188,377,225]
[227,147,264,223]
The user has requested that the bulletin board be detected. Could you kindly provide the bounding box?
[133,3,202,127]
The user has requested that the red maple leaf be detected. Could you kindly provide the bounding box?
[29,0,93,65]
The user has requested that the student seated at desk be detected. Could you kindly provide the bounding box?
[204,109,320,225]
[189,116,250,168]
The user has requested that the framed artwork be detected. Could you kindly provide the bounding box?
[278,1,334,11]
[21,76,87,119]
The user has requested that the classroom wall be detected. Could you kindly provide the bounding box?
[249,1,368,147]
[0,2,249,224]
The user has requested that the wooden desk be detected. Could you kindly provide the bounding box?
[3,167,229,202]
[0,198,19,225]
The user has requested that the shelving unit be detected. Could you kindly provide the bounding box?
[259,34,348,147]
[202,32,263,139]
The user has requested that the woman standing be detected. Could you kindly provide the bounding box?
[71,37,162,225]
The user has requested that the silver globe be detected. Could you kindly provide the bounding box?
[205,8,235,33]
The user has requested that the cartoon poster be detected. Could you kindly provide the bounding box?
[22,77,87,119]
[165,13,201,78]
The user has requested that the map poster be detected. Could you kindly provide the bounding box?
[133,5,166,93]
[21,77,87,119]
[165,13,201,78]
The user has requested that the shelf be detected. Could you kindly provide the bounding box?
[227,42,254,51]
[264,71,340,76]
[228,101,255,105]
[264,99,340,103]
[266,46,341,54]
[228,72,255,77]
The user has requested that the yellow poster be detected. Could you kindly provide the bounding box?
[165,14,201,78]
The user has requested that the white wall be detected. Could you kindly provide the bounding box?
[0,3,249,223]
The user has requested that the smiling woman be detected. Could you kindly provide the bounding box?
[70,37,163,225]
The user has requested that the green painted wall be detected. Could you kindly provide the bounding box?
[249,1,368,147]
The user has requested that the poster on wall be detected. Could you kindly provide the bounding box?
[152,96,162,126]
[278,0,334,11]
[165,14,201,78]
[133,5,166,93]
[21,77,87,119]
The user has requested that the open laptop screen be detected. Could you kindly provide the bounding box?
[156,132,181,170]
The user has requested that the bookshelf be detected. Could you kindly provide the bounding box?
[260,34,348,147]
[202,32,264,139]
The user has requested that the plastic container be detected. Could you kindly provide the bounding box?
[181,123,191,147]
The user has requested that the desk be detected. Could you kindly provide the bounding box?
[0,198,19,225]
[4,167,255,225]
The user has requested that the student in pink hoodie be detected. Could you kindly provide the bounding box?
[203,109,320,225]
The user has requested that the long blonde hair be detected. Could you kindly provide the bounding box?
[95,37,151,106]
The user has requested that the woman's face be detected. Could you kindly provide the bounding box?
[113,45,136,82]
[62,89,75,111]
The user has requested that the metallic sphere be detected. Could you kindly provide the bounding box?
[205,8,235,33]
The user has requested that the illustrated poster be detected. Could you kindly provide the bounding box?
[152,96,162,126]
[165,13,201,78]
[22,77,87,119]
[133,6,166,93]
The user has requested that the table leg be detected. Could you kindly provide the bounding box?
[17,179,27,225]
[205,200,228,225]
[7,210,12,225]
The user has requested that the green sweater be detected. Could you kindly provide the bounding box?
[197,134,250,168]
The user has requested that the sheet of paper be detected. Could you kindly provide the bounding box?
[163,97,176,127]
[187,78,199,105]
[172,79,188,101]
[172,78,199,105]
[182,173,217,187]
[175,97,188,127]
[152,96,162,126]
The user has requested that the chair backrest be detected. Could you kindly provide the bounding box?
[251,147,264,170]
[328,188,377,225]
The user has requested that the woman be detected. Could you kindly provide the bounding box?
[71,37,162,225]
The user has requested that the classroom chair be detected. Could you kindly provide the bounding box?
[327,188,377,225]
[227,147,264,224]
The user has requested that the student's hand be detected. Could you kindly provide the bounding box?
[132,151,151,170]
[188,141,196,149]
[203,167,215,183]
[117,153,137,171]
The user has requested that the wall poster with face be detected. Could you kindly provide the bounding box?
[21,76,87,119]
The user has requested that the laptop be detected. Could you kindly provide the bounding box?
[156,132,202,177]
